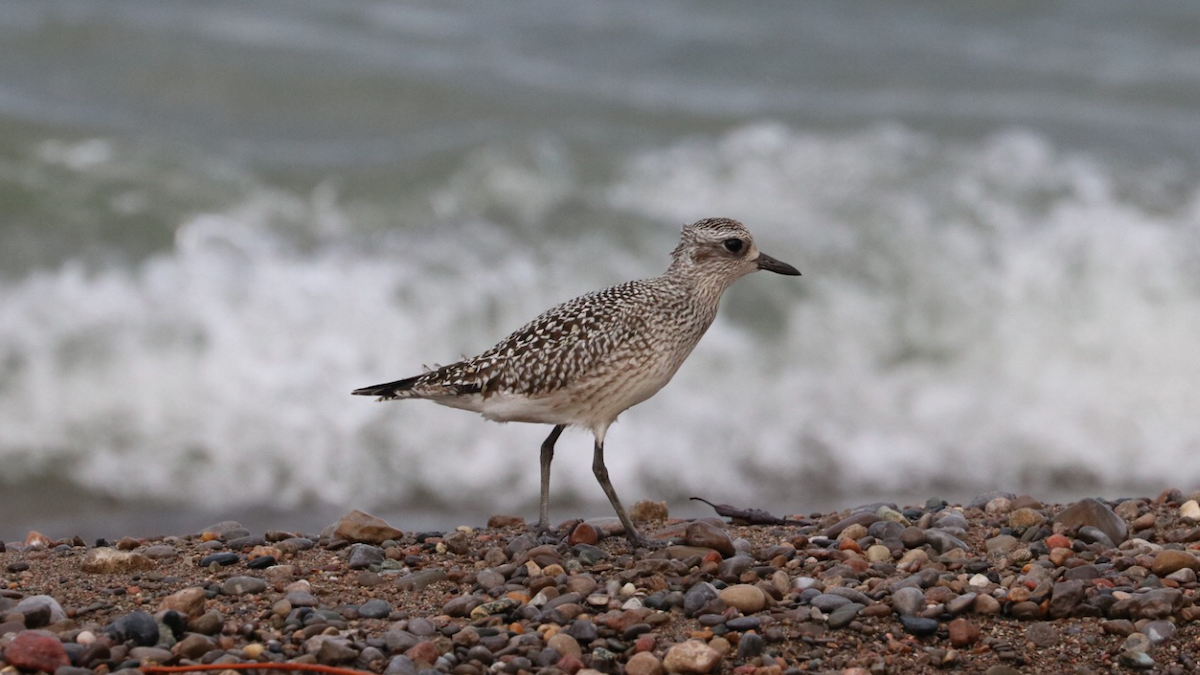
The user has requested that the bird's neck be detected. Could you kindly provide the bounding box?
[661,261,736,313]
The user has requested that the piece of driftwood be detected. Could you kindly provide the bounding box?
[690,497,808,526]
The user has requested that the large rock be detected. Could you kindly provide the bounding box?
[108,611,160,647]
[12,596,66,628]
[663,640,722,674]
[1052,498,1127,545]
[1149,550,1199,577]
[332,510,403,544]
[717,584,765,613]
[1048,580,1085,618]
[157,587,207,618]
[684,521,734,557]
[1128,589,1183,621]
[3,630,70,672]
[81,548,156,574]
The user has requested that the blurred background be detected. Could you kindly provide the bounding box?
[3,0,1200,540]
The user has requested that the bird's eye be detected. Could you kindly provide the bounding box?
[723,238,744,253]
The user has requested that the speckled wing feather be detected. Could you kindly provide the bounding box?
[354,280,659,400]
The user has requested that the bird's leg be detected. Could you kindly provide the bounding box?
[592,438,656,548]
[535,425,566,535]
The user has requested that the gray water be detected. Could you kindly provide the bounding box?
[2,0,1200,541]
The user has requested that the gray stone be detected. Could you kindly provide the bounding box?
[1025,622,1057,647]
[476,569,505,590]
[946,592,977,615]
[823,511,879,538]
[316,638,358,665]
[109,611,159,647]
[810,594,853,613]
[347,544,386,570]
[1142,620,1176,645]
[924,529,968,553]
[985,535,1019,556]
[385,655,417,675]
[384,630,419,654]
[358,599,392,619]
[736,632,764,659]
[1052,498,1127,545]
[684,582,719,617]
[13,596,66,629]
[1118,650,1155,669]
[1128,588,1182,620]
[285,590,319,607]
[899,615,938,636]
[1076,526,1116,549]
[129,647,174,664]
[891,587,925,616]
[1048,580,1084,618]
[221,576,267,596]
[825,586,872,605]
[395,569,447,591]
[826,603,864,629]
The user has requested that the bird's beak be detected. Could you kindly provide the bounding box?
[756,252,801,276]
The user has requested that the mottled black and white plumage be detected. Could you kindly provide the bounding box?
[353,217,800,546]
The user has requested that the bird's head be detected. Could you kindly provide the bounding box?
[670,217,800,282]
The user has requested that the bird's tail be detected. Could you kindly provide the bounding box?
[351,374,424,400]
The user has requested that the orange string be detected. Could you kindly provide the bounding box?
[141,663,374,675]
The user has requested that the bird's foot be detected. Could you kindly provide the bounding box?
[625,532,665,550]
[534,519,570,544]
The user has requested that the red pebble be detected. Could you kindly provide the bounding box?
[556,654,585,674]
[635,634,656,653]
[404,640,440,667]
[3,630,70,673]
[1045,534,1072,549]
[568,522,598,546]
[839,538,862,553]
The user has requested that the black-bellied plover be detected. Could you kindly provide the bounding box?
[353,217,799,547]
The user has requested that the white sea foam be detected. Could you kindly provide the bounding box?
[2,124,1199,518]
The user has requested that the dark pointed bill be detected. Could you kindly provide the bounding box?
[756,251,801,276]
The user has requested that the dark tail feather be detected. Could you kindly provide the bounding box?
[351,374,422,399]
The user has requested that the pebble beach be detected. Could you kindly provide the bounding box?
[2,492,1200,675]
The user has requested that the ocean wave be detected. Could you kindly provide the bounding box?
[2,123,1199,516]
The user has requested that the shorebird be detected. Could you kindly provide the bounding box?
[353,217,800,547]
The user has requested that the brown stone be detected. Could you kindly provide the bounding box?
[568,522,599,546]
[486,514,525,529]
[158,587,207,618]
[1008,508,1045,529]
[405,640,440,667]
[547,632,582,659]
[333,510,403,544]
[627,651,665,675]
[974,594,1002,615]
[684,521,735,557]
[631,500,669,522]
[1149,550,1200,577]
[1130,512,1157,531]
[948,618,979,647]
[173,634,217,660]
[718,584,766,613]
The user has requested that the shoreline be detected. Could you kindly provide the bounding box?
[1,492,1198,674]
